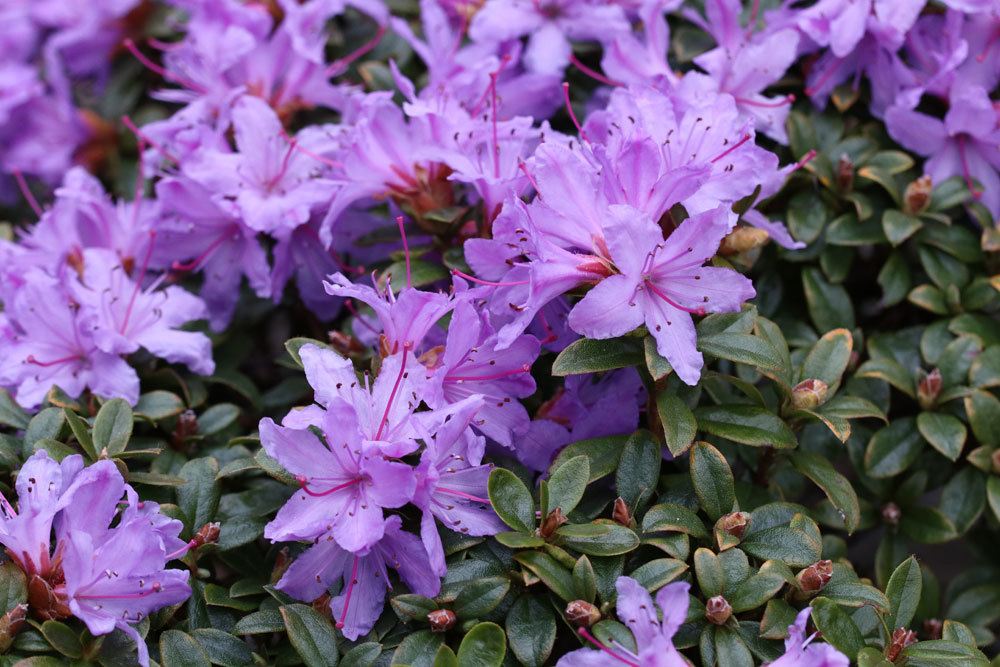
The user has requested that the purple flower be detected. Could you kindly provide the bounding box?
[556,577,690,666]
[260,394,417,552]
[469,0,630,75]
[885,84,1000,218]
[154,176,272,331]
[0,271,139,409]
[72,248,215,377]
[767,608,849,666]
[567,205,755,385]
[0,452,190,667]
[324,273,455,355]
[603,0,679,88]
[424,300,539,447]
[412,396,504,575]
[275,514,439,640]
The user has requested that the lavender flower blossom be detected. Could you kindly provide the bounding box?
[767,608,850,666]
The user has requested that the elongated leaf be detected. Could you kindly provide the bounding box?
[505,596,556,667]
[656,393,696,457]
[92,398,133,456]
[456,623,506,667]
[281,604,339,667]
[487,468,534,533]
[177,457,221,533]
[690,442,735,520]
[552,338,643,376]
[547,455,589,516]
[694,405,796,448]
[865,418,924,478]
[790,450,860,534]
[885,556,922,631]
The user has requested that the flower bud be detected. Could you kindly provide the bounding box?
[991,449,1000,476]
[172,409,199,449]
[311,592,331,617]
[922,618,943,640]
[791,379,829,410]
[191,522,221,549]
[705,596,732,625]
[917,368,942,410]
[27,574,71,621]
[539,507,568,539]
[796,560,833,594]
[886,627,918,661]
[837,153,854,192]
[716,512,751,540]
[881,502,901,526]
[0,603,27,652]
[428,609,456,633]
[903,175,933,215]
[612,497,631,526]
[565,600,601,627]
[330,331,365,356]
[719,227,770,256]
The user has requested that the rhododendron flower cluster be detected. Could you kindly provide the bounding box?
[0,0,997,663]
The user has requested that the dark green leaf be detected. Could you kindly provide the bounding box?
[487,468,534,533]
[555,523,640,556]
[803,268,855,332]
[452,577,510,618]
[92,398,133,456]
[789,450,860,534]
[656,392,697,457]
[809,598,864,660]
[552,337,643,376]
[690,442,736,521]
[178,457,221,533]
[616,432,660,509]
[160,630,212,667]
[547,455,589,516]
[456,622,506,667]
[694,405,796,448]
[505,596,556,667]
[865,418,924,478]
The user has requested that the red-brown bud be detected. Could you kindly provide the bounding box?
[705,596,732,625]
[612,498,631,526]
[796,560,833,593]
[172,409,199,449]
[922,618,943,640]
[991,450,1000,476]
[565,600,601,628]
[428,609,457,633]
[837,153,854,192]
[0,603,28,652]
[917,368,942,410]
[191,522,221,549]
[791,379,829,410]
[903,175,933,215]
[886,627,918,661]
[539,507,568,539]
[881,502,902,526]
[27,574,71,621]
[716,512,751,540]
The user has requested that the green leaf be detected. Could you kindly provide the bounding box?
[616,432,660,509]
[694,405,796,448]
[803,268,855,332]
[899,507,957,544]
[656,392,697,457]
[494,531,544,549]
[789,450,860,534]
[988,477,1000,523]
[552,337,643,376]
[191,629,255,667]
[694,547,726,597]
[547,455,589,516]
[452,576,510,618]
[62,408,95,460]
[641,503,709,539]
[865,418,924,478]
[233,609,285,634]
[0,562,26,614]
[573,556,597,602]
[514,552,576,602]
[280,604,339,667]
[24,408,66,457]
[198,404,240,435]
[505,596,556,667]
[787,191,827,244]
[555,523,640,556]
[917,412,967,461]
[628,558,689,592]
[964,389,1000,447]
[456,623,506,667]
[882,209,923,246]
[160,630,212,667]
[92,398,133,456]
[134,391,186,421]
[391,630,443,667]
[728,561,791,613]
[690,442,736,521]
[877,251,912,307]
[901,640,990,666]
[714,626,753,667]
[741,526,822,568]
[39,620,82,658]
[0,389,28,429]
[284,337,331,367]
[698,332,785,372]
[487,468,534,533]
[551,435,629,482]
[809,598,864,660]
[431,645,458,667]
[801,328,853,390]
[342,644,382,667]
[177,457,221,533]
[885,556,922,631]
[969,346,1000,388]
[644,336,673,380]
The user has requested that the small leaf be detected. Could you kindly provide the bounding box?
[641,503,709,540]
[487,468,534,533]
[40,621,82,658]
[882,209,923,246]
[160,629,212,667]
[456,623,506,667]
[547,455,589,516]
[63,408,95,460]
[656,393,697,457]
[801,328,853,390]
[694,405,796,448]
[690,442,736,521]
[616,432,660,509]
[134,391,186,421]
[555,523,640,556]
[0,389,28,429]
[803,268,855,332]
[505,596,556,667]
[191,629,255,667]
[552,337,643,376]
[694,548,726,598]
[809,598,864,660]
[741,526,822,568]
[865,418,924,478]
[280,604,339,667]
[198,404,240,435]
[916,412,966,461]
[698,332,785,372]
[789,450,860,534]
[92,398,133,456]
[177,457,221,534]
[233,609,286,634]
[885,556,922,631]
[551,435,629,482]
[391,630,443,666]
[514,552,576,602]
[452,577,510,618]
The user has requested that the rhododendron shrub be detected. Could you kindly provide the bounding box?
[0,0,998,665]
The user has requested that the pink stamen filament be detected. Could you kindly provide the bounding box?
[395,216,412,289]
[279,129,343,169]
[561,83,589,143]
[517,159,540,192]
[976,27,1000,63]
[12,170,43,217]
[577,627,639,667]
[734,94,795,108]
[374,344,411,441]
[131,134,146,231]
[120,231,157,335]
[297,477,360,498]
[444,364,531,382]
[78,582,163,601]
[450,268,528,287]
[327,25,386,76]
[569,54,623,88]
[747,0,761,35]
[123,39,207,94]
[26,354,83,367]
[794,149,818,171]
[489,71,501,179]
[171,230,231,273]
[956,135,983,198]
[343,299,381,336]
[336,556,361,629]
[804,60,841,97]
[710,133,751,164]
[122,115,180,165]
[165,539,198,561]
[265,142,297,191]
[645,279,705,316]
[438,488,491,504]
